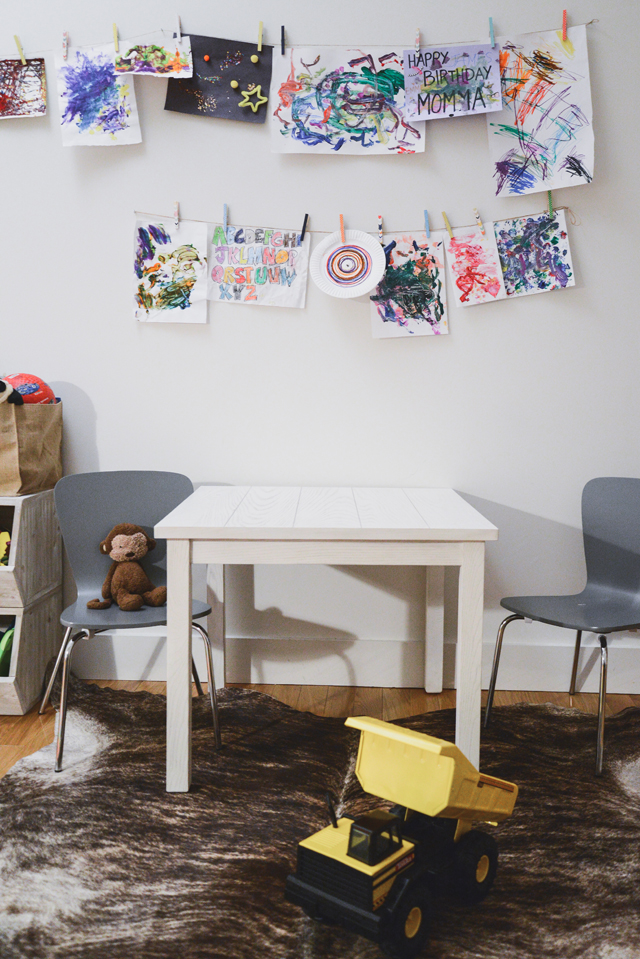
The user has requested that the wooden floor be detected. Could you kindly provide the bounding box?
[2,682,640,780]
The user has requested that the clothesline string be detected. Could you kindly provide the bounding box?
[3,19,599,59]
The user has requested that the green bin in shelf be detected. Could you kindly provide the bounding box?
[0,627,15,677]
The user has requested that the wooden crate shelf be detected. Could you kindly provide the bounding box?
[0,490,62,608]
[0,589,63,714]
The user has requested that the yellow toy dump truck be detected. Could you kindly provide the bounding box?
[285,717,518,958]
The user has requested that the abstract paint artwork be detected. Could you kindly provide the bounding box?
[165,36,273,124]
[403,44,501,120]
[488,25,593,195]
[310,231,386,298]
[115,32,193,77]
[270,47,425,154]
[370,233,448,338]
[494,209,575,297]
[207,224,310,308]
[0,59,46,118]
[56,44,141,146]
[134,219,208,323]
[445,225,506,307]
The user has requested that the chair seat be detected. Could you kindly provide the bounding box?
[61,597,212,630]
[501,588,640,633]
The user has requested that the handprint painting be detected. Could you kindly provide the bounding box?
[134,220,208,323]
[270,47,425,154]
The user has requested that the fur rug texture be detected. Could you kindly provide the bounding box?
[1,677,640,959]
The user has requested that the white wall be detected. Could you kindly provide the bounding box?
[5,0,640,692]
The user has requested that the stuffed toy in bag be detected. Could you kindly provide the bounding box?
[87,523,167,612]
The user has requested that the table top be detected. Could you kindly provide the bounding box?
[155,486,498,542]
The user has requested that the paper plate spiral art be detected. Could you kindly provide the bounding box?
[310,230,386,299]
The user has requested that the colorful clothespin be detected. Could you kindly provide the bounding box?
[489,17,495,48]
[174,15,182,43]
[424,210,430,239]
[62,31,69,60]
[548,191,553,217]
[442,211,453,239]
[257,21,263,53]
[378,215,384,244]
[174,201,180,230]
[113,23,119,53]
[415,29,421,54]
[13,36,26,65]
[301,213,309,241]
[281,26,285,55]
[223,204,229,231]
[339,214,345,244]
[473,207,486,236]
[562,9,568,41]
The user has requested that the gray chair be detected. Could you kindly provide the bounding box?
[484,477,640,775]
[40,470,221,771]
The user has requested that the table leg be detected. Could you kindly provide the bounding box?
[455,542,485,769]
[425,567,444,693]
[166,538,193,792]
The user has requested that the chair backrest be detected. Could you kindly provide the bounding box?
[55,471,193,599]
[582,477,640,594]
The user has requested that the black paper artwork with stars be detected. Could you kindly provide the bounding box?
[164,35,273,124]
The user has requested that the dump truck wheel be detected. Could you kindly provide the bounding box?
[453,830,498,905]
[381,884,432,959]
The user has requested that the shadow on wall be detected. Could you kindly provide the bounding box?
[49,381,99,475]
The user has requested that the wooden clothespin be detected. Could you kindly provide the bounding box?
[473,207,486,236]
[442,211,453,239]
[339,214,345,244]
[223,204,229,231]
[257,21,263,53]
[378,215,383,244]
[13,36,26,65]
[301,213,309,241]
[174,15,182,43]
[174,202,180,230]
[489,17,495,48]
[281,26,285,55]
[562,9,568,41]
[415,28,421,54]
[424,210,430,239]
[62,31,69,60]
[113,23,119,53]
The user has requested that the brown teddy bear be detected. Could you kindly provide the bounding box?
[87,523,167,612]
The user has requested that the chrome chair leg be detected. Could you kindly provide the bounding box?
[191,657,204,697]
[192,623,221,749]
[55,629,92,773]
[484,614,524,727]
[596,635,608,776]
[40,626,73,714]
[569,630,583,695]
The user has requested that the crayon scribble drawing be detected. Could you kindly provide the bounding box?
[0,58,46,118]
[134,219,208,323]
[370,233,448,338]
[488,25,593,195]
[270,47,425,154]
[55,44,141,146]
[403,44,501,120]
[115,32,193,77]
[445,225,506,308]
[494,209,575,297]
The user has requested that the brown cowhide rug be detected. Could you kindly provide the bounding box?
[1,677,640,959]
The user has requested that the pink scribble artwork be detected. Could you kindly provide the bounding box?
[445,226,506,307]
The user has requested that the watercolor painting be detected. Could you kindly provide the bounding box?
[134,219,208,323]
[207,224,310,307]
[56,44,141,146]
[370,232,448,338]
[494,209,575,297]
[115,32,193,77]
[488,25,593,195]
[0,58,46,118]
[165,36,273,124]
[403,44,501,120]
[445,225,506,307]
[270,47,425,154]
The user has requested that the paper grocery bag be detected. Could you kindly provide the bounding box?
[0,402,63,496]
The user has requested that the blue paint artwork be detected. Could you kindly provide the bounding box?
[493,210,575,297]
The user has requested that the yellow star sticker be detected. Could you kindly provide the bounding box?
[238,84,268,113]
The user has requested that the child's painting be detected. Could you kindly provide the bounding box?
[207,224,310,308]
[403,44,501,120]
[165,36,273,124]
[0,59,46,118]
[115,32,193,78]
[134,219,208,323]
[56,44,141,146]
[488,25,593,195]
[370,233,448,338]
[445,225,506,307]
[494,210,575,297]
[271,47,425,154]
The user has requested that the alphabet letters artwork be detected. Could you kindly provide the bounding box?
[207,225,310,308]
[403,44,501,120]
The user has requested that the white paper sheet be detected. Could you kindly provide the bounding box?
[115,32,193,78]
[494,209,575,297]
[445,224,507,307]
[134,218,208,323]
[403,43,501,121]
[371,232,449,337]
